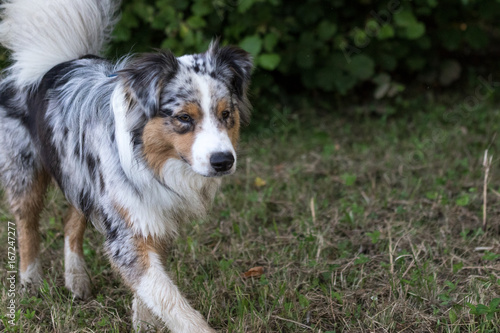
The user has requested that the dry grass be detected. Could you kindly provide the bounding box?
[1,99,500,332]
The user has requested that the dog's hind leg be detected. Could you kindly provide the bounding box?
[0,83,50,290]
[7,170,50,289]
[63,206,91,299]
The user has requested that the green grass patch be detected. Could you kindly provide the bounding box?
[1,99,500,332]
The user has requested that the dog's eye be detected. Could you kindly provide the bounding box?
[177,114,193,123]
[221,110,231,120]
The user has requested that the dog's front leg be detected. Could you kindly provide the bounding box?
[103,222,215,333]
[132,248,215,333]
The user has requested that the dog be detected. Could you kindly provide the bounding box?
[0,0,252,331]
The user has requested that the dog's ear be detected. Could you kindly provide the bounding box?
[119,51,179,116]
[209,40,253,124]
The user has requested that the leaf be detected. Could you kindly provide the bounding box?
[353,28,369,48]
[377,24,395,40]
[405,22,426,40]
[374,82,390,99]
[466,302,476,313]
[465,25,489,49]
[449,309,458,323]
[455,195,469,206]
[354,254,370,265]
[490,298,500,310]
[452,261,463,273]
[238,0,255,13]
[241,266,264,278]
[333,72,357,95]
[373,73,391,99]
[186,16,206,29]
[239,35,262,57]
[439,28,462,51]
[258,53,281,70]
[191,0,212,16]
[341,173,357,186]
[427,0,438,6]
[317,20,337,41]
[347,54,375,80]
[394,10,418,28]
[394,10,426,39]
[296,48,315,69]
[379,54,397,71]
[132,3,154,22]
[386,82,405,97]
[254,177,267,188]
[366,230,381,244]
[475,304,490,315]
[481,251,500,261]
[406,57,426,71]
[263,33,278,52]
[315,66,341,91]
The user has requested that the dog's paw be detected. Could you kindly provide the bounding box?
[20,259,43,294]
[64,254,91,300]
[65,270,91,300]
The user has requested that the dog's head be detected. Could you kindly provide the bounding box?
[118,41,252,178]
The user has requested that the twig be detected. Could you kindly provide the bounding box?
[482,150,493,229]
[491,187,500,199]
[387,220,394,300]
[316,234,324,262]
[272,315,313,330]
[310,197,316,224]
[207,303,212,322]
[462,266,500,271]
[474,246,494,252]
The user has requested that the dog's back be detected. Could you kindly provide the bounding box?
[0,0,119,198]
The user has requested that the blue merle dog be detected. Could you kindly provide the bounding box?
[0,0,252,331]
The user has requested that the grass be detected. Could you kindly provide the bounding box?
[1,96,500,332]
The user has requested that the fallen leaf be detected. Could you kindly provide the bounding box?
[274,163,285,174]
[241,266,264,278]
[254,177,266,188]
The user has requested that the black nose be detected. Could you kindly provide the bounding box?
[210,152,235,172]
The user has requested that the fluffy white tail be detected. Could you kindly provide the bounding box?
[0,0,120,87]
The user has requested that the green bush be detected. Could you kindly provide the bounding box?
[109,0,500,103]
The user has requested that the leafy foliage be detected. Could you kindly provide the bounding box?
[109,0,500,103]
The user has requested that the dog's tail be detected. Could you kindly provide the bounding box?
[0,0,120,87]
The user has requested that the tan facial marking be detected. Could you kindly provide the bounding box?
[142,104,203,177]
[229,109,240,147]
[183,102,202,119]
[142,118,180,177]
[216,100,240,147]
[216,100,229,118]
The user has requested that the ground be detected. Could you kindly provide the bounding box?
[1,96,500,332]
